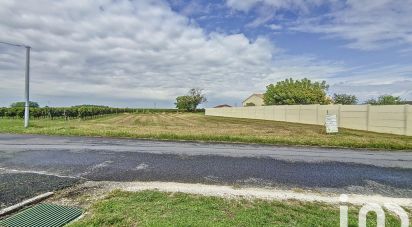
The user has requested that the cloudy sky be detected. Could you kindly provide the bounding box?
[0,0,411,107]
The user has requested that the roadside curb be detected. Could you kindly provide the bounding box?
[0,192,54,218]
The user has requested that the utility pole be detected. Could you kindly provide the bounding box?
[24,46,30,128]
[0,41,31,127]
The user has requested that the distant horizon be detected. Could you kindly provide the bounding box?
[3,94,411,109]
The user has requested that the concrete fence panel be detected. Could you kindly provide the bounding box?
[255,106,266,120]
[406,105,412,136]
[368,105,406,135]
[300,105,318,125]
[274,106,286,121]
[285,106,300,123]
[205,104,412,136]
[263,106,275,121]
[340,105,368,131]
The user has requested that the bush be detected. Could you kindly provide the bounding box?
[332,93,358,105]
[175,88,207,111]
[365,95,404,105]
[264,78,330,105]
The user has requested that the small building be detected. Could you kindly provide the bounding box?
[214,104,232,108]
[242,93,264,106]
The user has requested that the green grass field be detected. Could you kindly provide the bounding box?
[69,190,407,227]
[1,112,411,150]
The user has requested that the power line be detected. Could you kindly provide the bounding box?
[0,41,30,48]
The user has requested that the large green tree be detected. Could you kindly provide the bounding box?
[175,88,207,111]
[365,95,404,105]
[263,78,330,105]
[332,93,358,105]
[10,101,39,108]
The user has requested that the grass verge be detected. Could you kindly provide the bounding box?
[0,113,411,150]
[69,190,408,227]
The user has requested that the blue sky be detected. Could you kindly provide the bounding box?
[0,0,411,107]
[171,0,412,70]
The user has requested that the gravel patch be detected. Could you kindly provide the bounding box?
[49,181,412,209]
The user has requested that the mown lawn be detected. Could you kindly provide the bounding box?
[0,112,411,150]
[69,190,407,227]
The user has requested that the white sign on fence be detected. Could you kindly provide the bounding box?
[325,114,338,133]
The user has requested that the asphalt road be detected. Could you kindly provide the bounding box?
[1,134,412,207]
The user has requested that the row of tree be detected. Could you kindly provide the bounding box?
[263,78,407,105]
[1,106,134,119]
[0,104,194,119]
[331,93,405,105]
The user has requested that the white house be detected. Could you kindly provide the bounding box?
[242,93,264,106]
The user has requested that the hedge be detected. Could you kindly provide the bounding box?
[0,106,204,120]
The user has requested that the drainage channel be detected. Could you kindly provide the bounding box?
[0,203,82,227]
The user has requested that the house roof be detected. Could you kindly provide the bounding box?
[242,93,264,103]
[214,104,232,108]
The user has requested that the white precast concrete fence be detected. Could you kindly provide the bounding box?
[205,104,412,136]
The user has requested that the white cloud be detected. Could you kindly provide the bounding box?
[0,0,348,107]
[267,24,283,30]
[225,0,261,12]
[293,0,412,50]
[0,0,410,108]
[226,0,329,13]
[226,0,412,51]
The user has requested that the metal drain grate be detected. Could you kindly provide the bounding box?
[0,203,82,227]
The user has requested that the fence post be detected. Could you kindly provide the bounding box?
[338,104,342,127]
[367,104,371,131]
[272,105,276,121]
[405,104,409,136]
